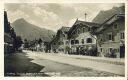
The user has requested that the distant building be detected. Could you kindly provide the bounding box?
[50,27,70,53]
[31,39,43,52]
[67,19,100,55]
[95,13,125,58]
[30,38,50,53]
[44,41,51,53]
[4,33,14,54]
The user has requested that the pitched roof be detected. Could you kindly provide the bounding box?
[95,13,125,34]
[74,20,100,28]
[92,6,125,24]
[50,35,58,44]
[56,26,70,36]
[59,26,70,33]
[50,26,70,44]
[68,20,100,36]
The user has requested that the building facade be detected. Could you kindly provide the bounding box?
[95,13,125,58]
[50,27,70,53]
[4,11,16,54]
[67,19,100,55]
[50,36,59,53]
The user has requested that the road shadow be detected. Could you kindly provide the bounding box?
[4,52,50,77]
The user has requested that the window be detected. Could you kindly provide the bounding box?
[74,31,76,35]
[66,41,69,45]
[120,32,124,39]
[108,34,112,40]
[61,49,64,52]
[58,49,61,51]
[100,48,102,52]
[88,27,91,31]
[86,38,92,43]
[114,49,117,52]
[63,34,65,37]
[83,28,85,33]
[61,42,64,45]
[71,40,74,45]
[108,33,114,41]
[81,39,84,44]
[113,23,118,30]
[75,40,79,44]
[75,31,77,34]
[58,42,63,45]
[58,42,61,45]
[109,48,113,53]
[65,32,68,34]
[100,39,103,42]
[77,29,80,34]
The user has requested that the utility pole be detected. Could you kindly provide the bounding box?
[85,13,87,21]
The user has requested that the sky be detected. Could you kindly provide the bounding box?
[5,3,123,32]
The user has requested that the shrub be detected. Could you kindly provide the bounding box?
[65,46,71,54]
[104,49,117,58]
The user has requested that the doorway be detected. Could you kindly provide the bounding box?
[120,44,125,58]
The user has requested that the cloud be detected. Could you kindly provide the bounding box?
[5,3,124,32]
[32,6,63,31]
[67,18,77,27]
[7,10,30,23]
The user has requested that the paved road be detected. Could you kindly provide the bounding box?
[25,51,124,77]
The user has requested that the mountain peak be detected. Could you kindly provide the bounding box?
[14,18,27,23]
[11,18,56,41]
[17,18,25,21]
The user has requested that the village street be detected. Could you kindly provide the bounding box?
[4,3,125,78]
[25,50,124,77]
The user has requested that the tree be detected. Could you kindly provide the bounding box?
[24,39,29,49]
[65,46,71,54]
[14,36,23,51]
[38,38,42,44]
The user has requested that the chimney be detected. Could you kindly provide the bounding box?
[85,13,87,21]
